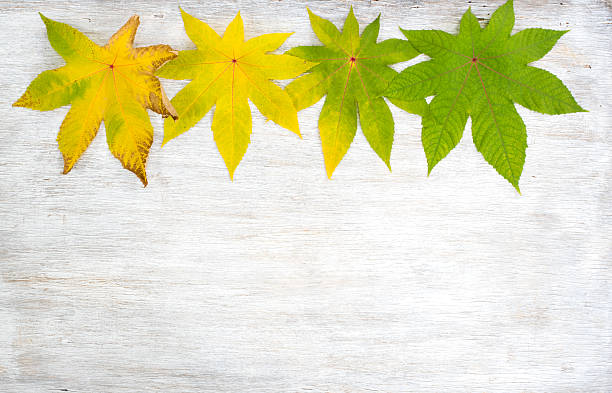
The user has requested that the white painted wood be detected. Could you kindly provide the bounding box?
[1,0,610,391]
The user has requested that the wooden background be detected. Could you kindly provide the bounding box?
[1,0,610,391]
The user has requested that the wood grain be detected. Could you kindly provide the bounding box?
[1,0,610,392]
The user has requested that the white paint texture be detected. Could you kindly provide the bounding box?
[0,0,610,392]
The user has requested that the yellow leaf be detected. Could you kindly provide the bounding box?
[13,14,178,186]
[157,9,316,179]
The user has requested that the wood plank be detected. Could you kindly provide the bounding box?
[1,1,610,391]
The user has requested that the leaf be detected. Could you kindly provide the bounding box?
[157,9,315,180]
[285,8,427,178]
[13,14,178,186]
[384,0,585,192]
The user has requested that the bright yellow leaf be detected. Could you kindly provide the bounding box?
[157,9,316,180]
[13,14,178,186]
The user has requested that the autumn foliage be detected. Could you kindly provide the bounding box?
[13,1,584,192]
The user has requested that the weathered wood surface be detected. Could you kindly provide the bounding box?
[1,0,610,391]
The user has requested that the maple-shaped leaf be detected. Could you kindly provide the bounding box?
[13,14,178,186]
[285,8,427,178]
[384,0,585,192]
[157,9,315,179]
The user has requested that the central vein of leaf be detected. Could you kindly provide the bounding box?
[332,60,354,152]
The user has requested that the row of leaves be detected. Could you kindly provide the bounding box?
[14,0,585,192]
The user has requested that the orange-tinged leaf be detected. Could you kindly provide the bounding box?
[157,9,316,179]
[13,14,178,186]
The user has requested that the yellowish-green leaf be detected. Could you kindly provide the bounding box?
[13,14,178,186]
[157,9,315,180]
[285,8,425,178]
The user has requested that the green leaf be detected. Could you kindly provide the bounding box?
[286,7,425,178]
[385,0,585,192]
